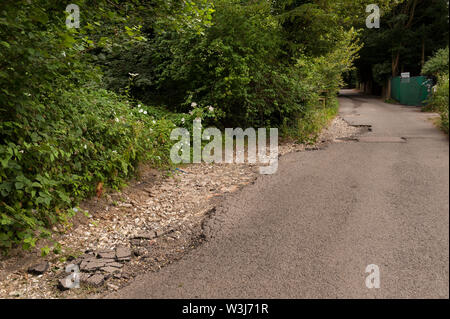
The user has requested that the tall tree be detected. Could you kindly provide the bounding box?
[356,0,449,92]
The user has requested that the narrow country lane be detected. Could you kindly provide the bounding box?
[109,90,449,299]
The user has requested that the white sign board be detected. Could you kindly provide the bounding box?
[401,72,410,78]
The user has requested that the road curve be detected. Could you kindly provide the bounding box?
[108,90,449,298]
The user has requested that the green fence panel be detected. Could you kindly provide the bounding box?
[390,76,432,106]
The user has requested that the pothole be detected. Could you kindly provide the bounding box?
[335,137,359,142]
[357,136,407,143]
[350,124,372,132]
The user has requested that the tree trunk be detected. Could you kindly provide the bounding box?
[392,52,400,77]
[421,37,425,69]
[391,0,420,77]
[387,78,391,99]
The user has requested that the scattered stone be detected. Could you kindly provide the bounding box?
[107,283,119,291]
[101,266,121,274]
[9,291,21,297]
[132,231,156,240]
[79,273,91,283]
[80,259,107,272]
[57,245,132,291]
[133,247,147,257]
[71,257,85,266]
[130,239,142,246]
[27,262,49,275]
[85,274,105,287]
[96,250,116,259]
[58,277,76,291]
[115,247,132,261]
[155,229,164,237]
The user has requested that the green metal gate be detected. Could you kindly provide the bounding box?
[391,76,432,106]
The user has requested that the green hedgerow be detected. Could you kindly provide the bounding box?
[0,86,179,250]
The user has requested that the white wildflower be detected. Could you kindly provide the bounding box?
[191,102,197,107]
[143,111,147,115]
[208,106,214,112]
[181,117,185,123]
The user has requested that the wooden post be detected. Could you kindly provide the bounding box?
[386,78,391,100]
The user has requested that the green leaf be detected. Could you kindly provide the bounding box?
[41,246,50,256]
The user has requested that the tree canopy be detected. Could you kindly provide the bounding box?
[356,0,449,90]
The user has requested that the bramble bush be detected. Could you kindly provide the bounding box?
[422,47,449,77]
[422,47,449,133]
[0,83,181,250]
[428,75,449,133]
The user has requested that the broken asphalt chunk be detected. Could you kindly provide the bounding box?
[27,262,49,275]
[131,231,156,240]
[85,274,105,287]
[115,247,132,261]
[96,250,116,259]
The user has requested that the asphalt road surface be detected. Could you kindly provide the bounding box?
[110,90,449,298]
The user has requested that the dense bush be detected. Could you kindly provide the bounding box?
[423,47,449,133]
[422,47,449,77]
[103,0,359,131]
[105,1,287,126]
[0,86,180,249]
[428,75,449,133]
